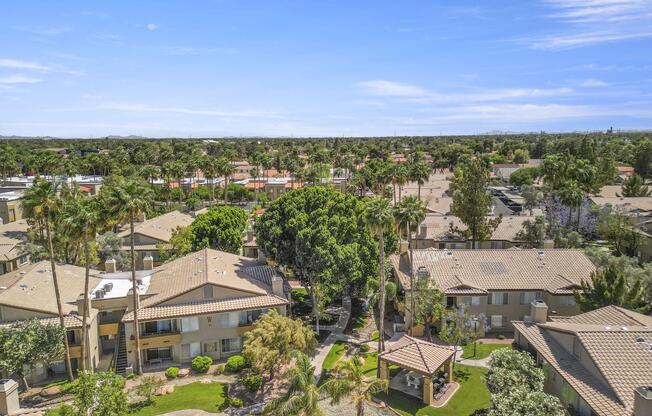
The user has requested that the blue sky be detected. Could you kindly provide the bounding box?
[1,0,652,137]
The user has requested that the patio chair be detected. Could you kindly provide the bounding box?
[434,392,443,401]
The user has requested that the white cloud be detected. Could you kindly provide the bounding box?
[0,75,42,84]
[0,59,51,72]
[146,23,159,31]
[356,80,573,103]
[531,0,652,49]
[528,30,652,49]
[581,78,609,87]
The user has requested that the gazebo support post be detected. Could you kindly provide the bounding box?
[423,375,433,404]
[445,358,453,383]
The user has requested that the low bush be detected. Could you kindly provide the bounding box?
[165,367,180,379]
[243,374,262,392]
[359,344,370,353]
[191,355,213,373]
[229,397,243,408]
[226,355,246,372]
[497,334,506,340]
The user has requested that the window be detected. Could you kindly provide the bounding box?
[520,292,542,305]
[221,338,241,354]
[490,315,503,328]
[221,312,239,328]
[145,347,171,361]
[181,317,199,332]
[446,297,456,307]
[239,309,268,325]
[461,297,480,306]
[203,342,219,354]
[19,254,29,265]
[203,285,214,299]
[558,296,576,306]
[488,292,508,305]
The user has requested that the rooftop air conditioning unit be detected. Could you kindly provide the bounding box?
[103,282,113,293]
[95,289,105,299]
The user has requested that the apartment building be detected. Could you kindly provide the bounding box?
[411,214,540,250]
[0,219,30,275]
[117,210,197,269]
[0,248,288,382]
[513,304,652,416]
[117,248,287,370]
[390,249,595,335]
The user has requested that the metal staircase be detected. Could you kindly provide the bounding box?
[113,322,128,375]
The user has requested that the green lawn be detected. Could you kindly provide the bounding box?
[376,365,490,416]
[322,341,347,371]
[461,343,511,360]
[129,382,227,416]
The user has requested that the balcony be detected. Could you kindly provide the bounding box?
[237,324,254,337]
[98,323,119,336]
[132,332,182,349]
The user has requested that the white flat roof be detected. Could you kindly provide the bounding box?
[92,271,152,299]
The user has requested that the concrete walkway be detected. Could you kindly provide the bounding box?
[311,295,351,380]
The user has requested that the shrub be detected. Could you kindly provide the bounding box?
[226,355,246,372]
[191,355,213,373]
[497,334,506,340]
[359,344,370,353]
[135,376,164,403]
[229,397,244,408]
[243,374,262,392]
[165,367,179,379]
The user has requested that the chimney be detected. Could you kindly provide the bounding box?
[634,387,652,416]
[419,224,427,239]
[104,258,116,273]
[531,300,548,324]
[399,239,409,254]
[136,212,146,223]
[77,293,90,317]
[542,240,554,249]
[142,255,154,271]
[0,379,20,416]
[246,228,254,243]
[271,275,284,298]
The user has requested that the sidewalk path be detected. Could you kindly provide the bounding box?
[311,295,351,380]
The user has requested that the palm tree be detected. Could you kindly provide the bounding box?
[394,196,426,335]
[217,157,235,203]
[102,177,153,375]
[22,179,74,381]
[62,194,103,371]
[322,356,388,416]
[619,174,651,197]
[410,162,431,201]
[263,351,332,416]
[558,180,585,229]
[364,197,394,368]
[201,156,219,204]
[393,163,409,203]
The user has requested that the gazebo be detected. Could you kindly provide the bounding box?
[378,335,456,405]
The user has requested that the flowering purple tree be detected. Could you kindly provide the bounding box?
[543,195,597,237]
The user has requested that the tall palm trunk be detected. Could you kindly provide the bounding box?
[407,221,415,335]
[130,212,143,375]
[418,183,421,201]
[45,217,74,381]
[357,400,364,416]
[376,230,386,378]
[80,235,91,371]
[223,175,229,203]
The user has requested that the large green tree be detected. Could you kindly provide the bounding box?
[619,174,651,197]
[575,264,650,313]
[190,205,247,253]
[255,186,381,331]
[0,319,65,389]
[450,157,500,248]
